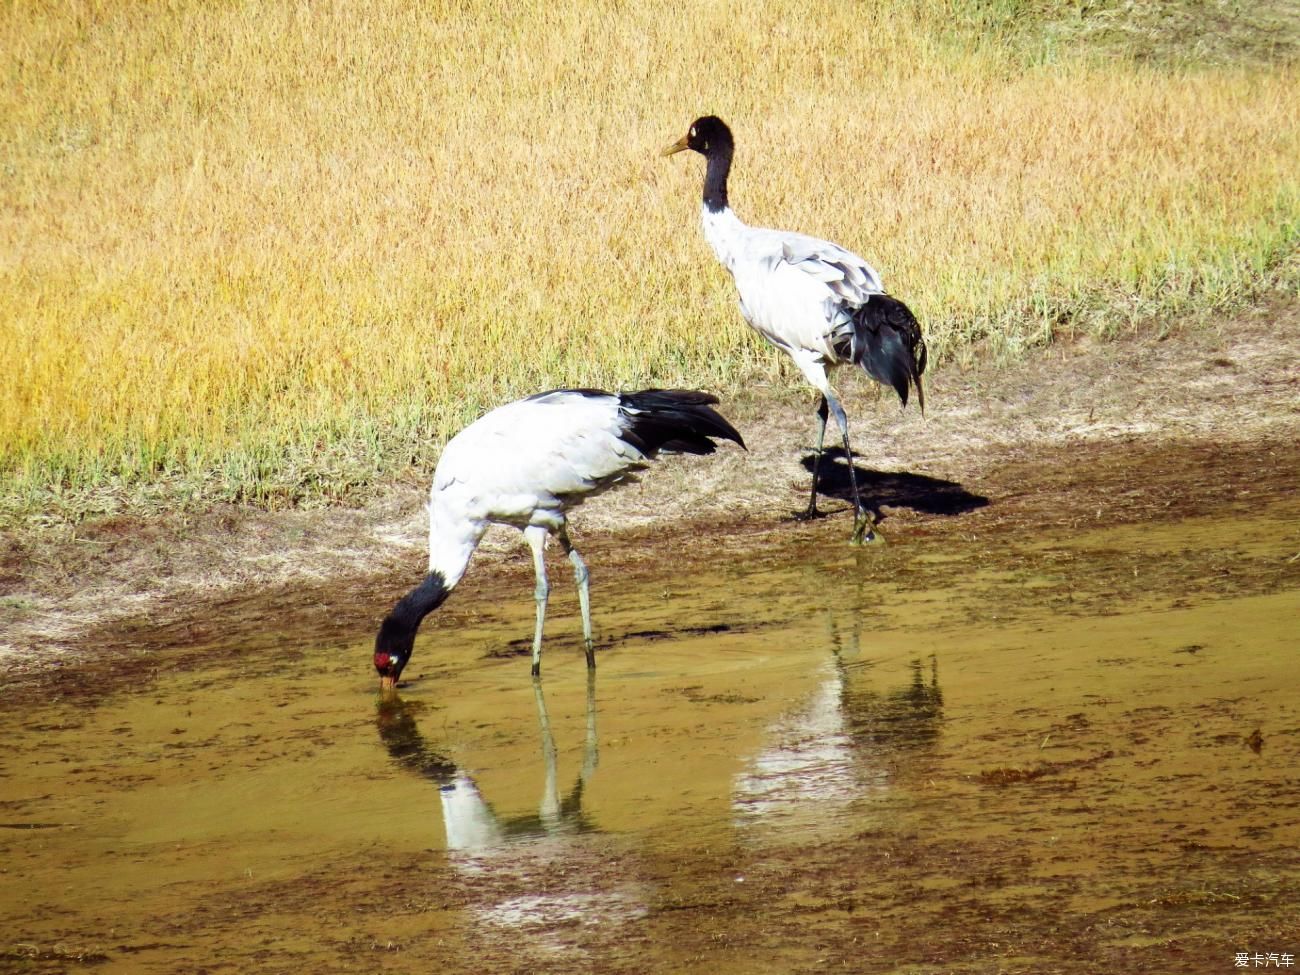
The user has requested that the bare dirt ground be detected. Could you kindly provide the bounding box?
[1,296,1297,688]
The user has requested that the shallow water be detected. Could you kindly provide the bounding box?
[2,500,1298,973]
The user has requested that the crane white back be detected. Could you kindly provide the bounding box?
[665,116,926,543]
[374,388,744,687]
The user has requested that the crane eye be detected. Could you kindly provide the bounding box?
[689,126,697,138]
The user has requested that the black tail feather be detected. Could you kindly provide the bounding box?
[617,389,746,457]
[851,295,927,413]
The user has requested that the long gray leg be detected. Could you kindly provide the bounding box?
[523,525,550,677]
[789,356,877,542]
[824,390,877,545]
[798,395,830,520]
[557,525,595,669]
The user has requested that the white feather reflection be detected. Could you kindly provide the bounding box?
[733,616,942,834]
[376,678,599,854]
[375,677,649,943]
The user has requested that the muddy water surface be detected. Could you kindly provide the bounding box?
[2,494,1298,973]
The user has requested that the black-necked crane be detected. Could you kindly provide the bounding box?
[663,115,927,544]
[373,388,744,688]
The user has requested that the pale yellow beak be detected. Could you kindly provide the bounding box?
[379,675,397,692]
[661,134,690,157]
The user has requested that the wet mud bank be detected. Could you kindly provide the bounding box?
[2,427,1298,974]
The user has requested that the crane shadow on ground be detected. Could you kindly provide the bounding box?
[800,448,989,524]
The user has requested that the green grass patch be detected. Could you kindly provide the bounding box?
[1,0,1297,524]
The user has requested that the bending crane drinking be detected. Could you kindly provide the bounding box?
[663,115,926,543]
[373,388,744,688]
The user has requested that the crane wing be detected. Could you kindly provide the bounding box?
[779,236,884,307]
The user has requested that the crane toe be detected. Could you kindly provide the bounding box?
[851,511,886,546]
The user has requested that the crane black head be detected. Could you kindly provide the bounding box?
[374,620,412,691]
[662,115,734,159]
[374,572,450,691]
[663,116,735,212]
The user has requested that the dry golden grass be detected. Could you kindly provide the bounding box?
[1,0,1296,515]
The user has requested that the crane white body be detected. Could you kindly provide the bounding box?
[426,390,654,588]
[374,388,743,685]
[665,115,925,543]
[701,207,886,393]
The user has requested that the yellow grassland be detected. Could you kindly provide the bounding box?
[2,0,1296,513]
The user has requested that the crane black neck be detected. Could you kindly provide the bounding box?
[702,140,733,214]
[378,571,450,653]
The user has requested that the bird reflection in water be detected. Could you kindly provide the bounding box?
[375,675,599,853]
[374,677,650,946]
[734,614,942,833]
